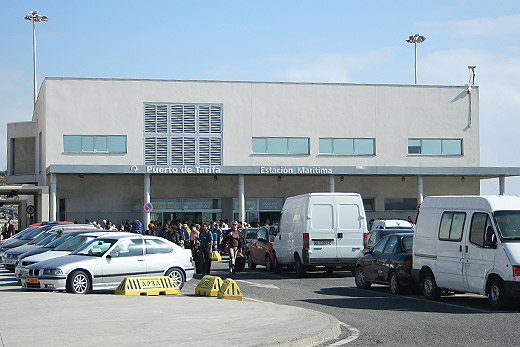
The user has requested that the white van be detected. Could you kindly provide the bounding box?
[273,193,367,277]
[413,195,520,309]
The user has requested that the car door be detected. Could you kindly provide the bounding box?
[365,237,388,281]
[464,212,496,294]
[378,236,399,282]
[435,211,466,291]
[144,238,175,276]
[102,238,145,286]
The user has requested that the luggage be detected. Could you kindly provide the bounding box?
[234,252,246,273]
[195,259,203,274]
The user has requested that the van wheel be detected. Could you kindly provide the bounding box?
[355,266,371,289]
[389,271,402,295]
[247,254,257,270]
[295,255,306,277]
[265,254,274,272]
[273,254,282,273]
[422,271,440,300]
[489,278,510,310]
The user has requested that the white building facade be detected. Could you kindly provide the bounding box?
[7,77,519,226]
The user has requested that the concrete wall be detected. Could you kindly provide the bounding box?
[39,78,479,168]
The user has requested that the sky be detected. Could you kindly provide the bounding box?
[1,1,519,194]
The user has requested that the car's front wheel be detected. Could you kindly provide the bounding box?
[166,268,185,290]
[67,270,90,294]
[389,271,402,295]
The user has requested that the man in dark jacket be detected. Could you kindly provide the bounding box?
[198,224,213,276]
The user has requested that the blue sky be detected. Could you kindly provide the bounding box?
[1,1,519,193]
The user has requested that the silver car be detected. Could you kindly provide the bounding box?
[21,234,194,293]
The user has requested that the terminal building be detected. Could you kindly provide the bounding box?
[7,77,520,227]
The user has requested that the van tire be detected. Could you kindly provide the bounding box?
[389,271,402,295]
[355,266,371,289]
[273,254,282,273]
[488,277,510,310]
[295,255,306,277]
[422,271,440,300]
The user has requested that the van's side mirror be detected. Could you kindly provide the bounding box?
[484,227,497,249]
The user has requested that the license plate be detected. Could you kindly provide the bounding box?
[313,240,332,245]
[6,259,16,264]
[26,277,39,284]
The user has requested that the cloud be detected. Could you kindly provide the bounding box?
[421,14,520,40]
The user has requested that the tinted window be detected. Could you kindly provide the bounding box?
[145,239,173,254]
[373,237,388,253]
[470,213,488,247]
[401,236,413,252]
[73,239,116,256]
[383,236,398,254]
[44,233,78,248]
[257,228,268,241]
[494,211,520,240]
[55,235,97,251]
[439,212,465,241]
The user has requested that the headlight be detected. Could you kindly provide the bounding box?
[22,268,30,274]
[43,268,63,275]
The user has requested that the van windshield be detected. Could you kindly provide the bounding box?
[494,211,520,240]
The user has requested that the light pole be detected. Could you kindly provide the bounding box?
[406,33,425,84]
[24,11,48,106]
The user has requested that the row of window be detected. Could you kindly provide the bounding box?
[252,137,463,156]
[438,211,495,248]
[64,136,127,153]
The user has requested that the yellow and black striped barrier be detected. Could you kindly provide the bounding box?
[217,278,243,301]
[115,276,180,296]
[195,275,223,297]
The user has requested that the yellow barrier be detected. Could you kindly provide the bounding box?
[211,251,222,261]
[115,276,180,296]
[217,278,243,301]
[195,275,223,297]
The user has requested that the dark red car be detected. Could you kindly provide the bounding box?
[247,226,277,271]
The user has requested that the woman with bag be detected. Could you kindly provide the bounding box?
[227,221,243,273]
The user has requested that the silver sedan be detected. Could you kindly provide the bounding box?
[21,234,194,293]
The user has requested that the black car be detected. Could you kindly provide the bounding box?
[355,233,415,295]
[366,228,414,251]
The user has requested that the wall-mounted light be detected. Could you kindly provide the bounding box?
[79,174,84,181]
[461,176,465,182]
[213,175,218,181]
[340,175,344,181]
[277,175,282,182]
[401,176,406,182]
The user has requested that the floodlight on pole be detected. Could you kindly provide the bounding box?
[24,11,48,107]
[406,33,426,84]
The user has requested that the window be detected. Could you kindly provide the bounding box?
[144,103,222,166]
[470,213,493,247]
[63,135,126,153]
[408,139,462,155]
[252,137,309,155]
[338,204,361,230]
[112,239,144,257]
[384,198,417,211]
[439,212,466,241]
[319,138,375,155]
[373,237,388,253]
[145,239,173,254]
[383,236,398,254]
[11,137,36,175]
[362,198,374,212]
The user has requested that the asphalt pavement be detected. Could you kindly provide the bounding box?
[0,263,341,347]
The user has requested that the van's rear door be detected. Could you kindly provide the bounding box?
[309,196,337,262]
[336,196,365,263]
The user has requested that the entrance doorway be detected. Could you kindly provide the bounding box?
[152,212,222,225]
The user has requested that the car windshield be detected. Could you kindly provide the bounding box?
[71,238,117,256]
[33,233,57,246]
[12,226,39,239]
[245,229,258,239]
[401,236,413,252]
[21,225,53,240]
[44,233,80,248]
[494,211,520,240]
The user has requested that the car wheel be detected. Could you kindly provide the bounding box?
[422,271,440,300]
[67,270,90,294]
[273,254,282,273]
[355,266,371,289]
[265,254,273,272]
[389,271,402,295]
[248,253,257,270]
[295,255,306,277]
[166,268,185,290]
[489,277,510,310]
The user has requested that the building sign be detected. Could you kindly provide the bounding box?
[259,198,283,211]
[141,165,334,175]
[151,199,182,210]
[260,166,333,174]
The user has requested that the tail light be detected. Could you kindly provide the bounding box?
[363,232,368,249]
[303,233,310,249]
[406,259,412,268]
[190,256,193,263]
[513,266,520,277]
[269,242,274,246]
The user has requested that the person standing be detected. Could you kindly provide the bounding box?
[226,221,242,273]
[198,224,213,276]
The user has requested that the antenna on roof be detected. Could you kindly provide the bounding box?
[468,66,476,86]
